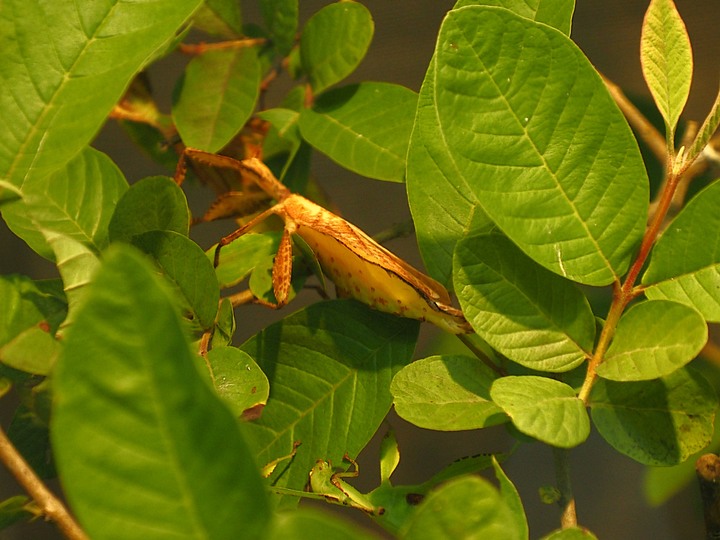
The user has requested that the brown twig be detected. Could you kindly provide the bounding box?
[0,425,88,540]
[696,454,720,539]
[178,38,267,55]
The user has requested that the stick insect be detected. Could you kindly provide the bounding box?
[175,148,472,335]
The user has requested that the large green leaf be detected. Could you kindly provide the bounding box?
[490,376,590,448]
[407,0,579,287]
[390,355,506,431]
[299,2,373,94]
[640,0,692,137]
[399,476,523,540]
[0,0,202,187]
[643,179,720,322]
[51,245,270,539]
[493,458,528,540]
[268,508,377,540]
[298,83,417,182]
[590,367,717,465]
[596,300,706,381]
[454,233,595,372]
[453,0,575,35]
[240,300,419,497]
[3,147,127,261]
[173,47,261,152]
[409,7,647,287]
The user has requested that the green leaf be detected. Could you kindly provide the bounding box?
[0,275,66,348]
[407,55,494,287]
[596,300,706,381]
[173,47,261,152]
[51,245,270,539]
[390,355,507,430]
[399,476,523,540]
[268,508,377,540]
[688,85,720,162]
[454,233,595,372]
[640,0,692,138]
[132,231,220,329]
[541,527,598,540]
[192,0,243,37]
[3,147,127,262]
[0,0,202,187]
[379,430,401,484]
[490,376,590,448]
[0,378,10,399]
[453,0,575,35]
[300,2,373,94]
[590,367,717,465]
[7,405,56,479]
[643,180,720,322]
[108,176,190,243]
[0,496,34,530]
[240,300,419,496]
[493,458,528,540]
[260,0,299,57]
[0,326,60,376]
[413,7,648,286]
[206,346,269,420]
[213,232,281,288]
[299,83,418,182]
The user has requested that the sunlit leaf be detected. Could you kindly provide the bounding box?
[299,83,417,182]
[643,179,720,322]
[596,300,706,381]
[391,355,506,430]
[491,376,590,448]
[0,0,202,187]
[454,233,595,372]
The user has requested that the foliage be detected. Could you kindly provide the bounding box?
[1,0,719,538]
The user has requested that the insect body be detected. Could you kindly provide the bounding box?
[176,149,472,334]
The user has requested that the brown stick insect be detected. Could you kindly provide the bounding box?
[175,148,472,334]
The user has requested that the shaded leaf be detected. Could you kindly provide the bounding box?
[0,0,202,187]
[193,0,243,37]
[454,233,595,372]
[132,231,220,329]
[173,47,261,152]
[0,496,35,530]
[7,405,56,479]
[268,508,378,540]
[490,376,590,448]
[390,355,506,431]
[260,0,298,57]
[596,300,706,381]
[590,367,717,465]
[300,2,373,94]
[0,326,60,376]
[299,83,417,182]
[493,457,528,540]
[109,176,190,243]
[51,245,270,539]
[240,300,419,499]
[213,232,281,288]
[399,476,522,540]
[643,180,720,322]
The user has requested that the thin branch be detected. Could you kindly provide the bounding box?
[553,448,577,529]
[178,38,267,55]
[696,454,720,540]
[0,425,88,540]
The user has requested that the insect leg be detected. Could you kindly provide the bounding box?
[213,204,282,267]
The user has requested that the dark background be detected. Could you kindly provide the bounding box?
[2,1,719,538]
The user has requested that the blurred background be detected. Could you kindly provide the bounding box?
[2,1,719,538]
